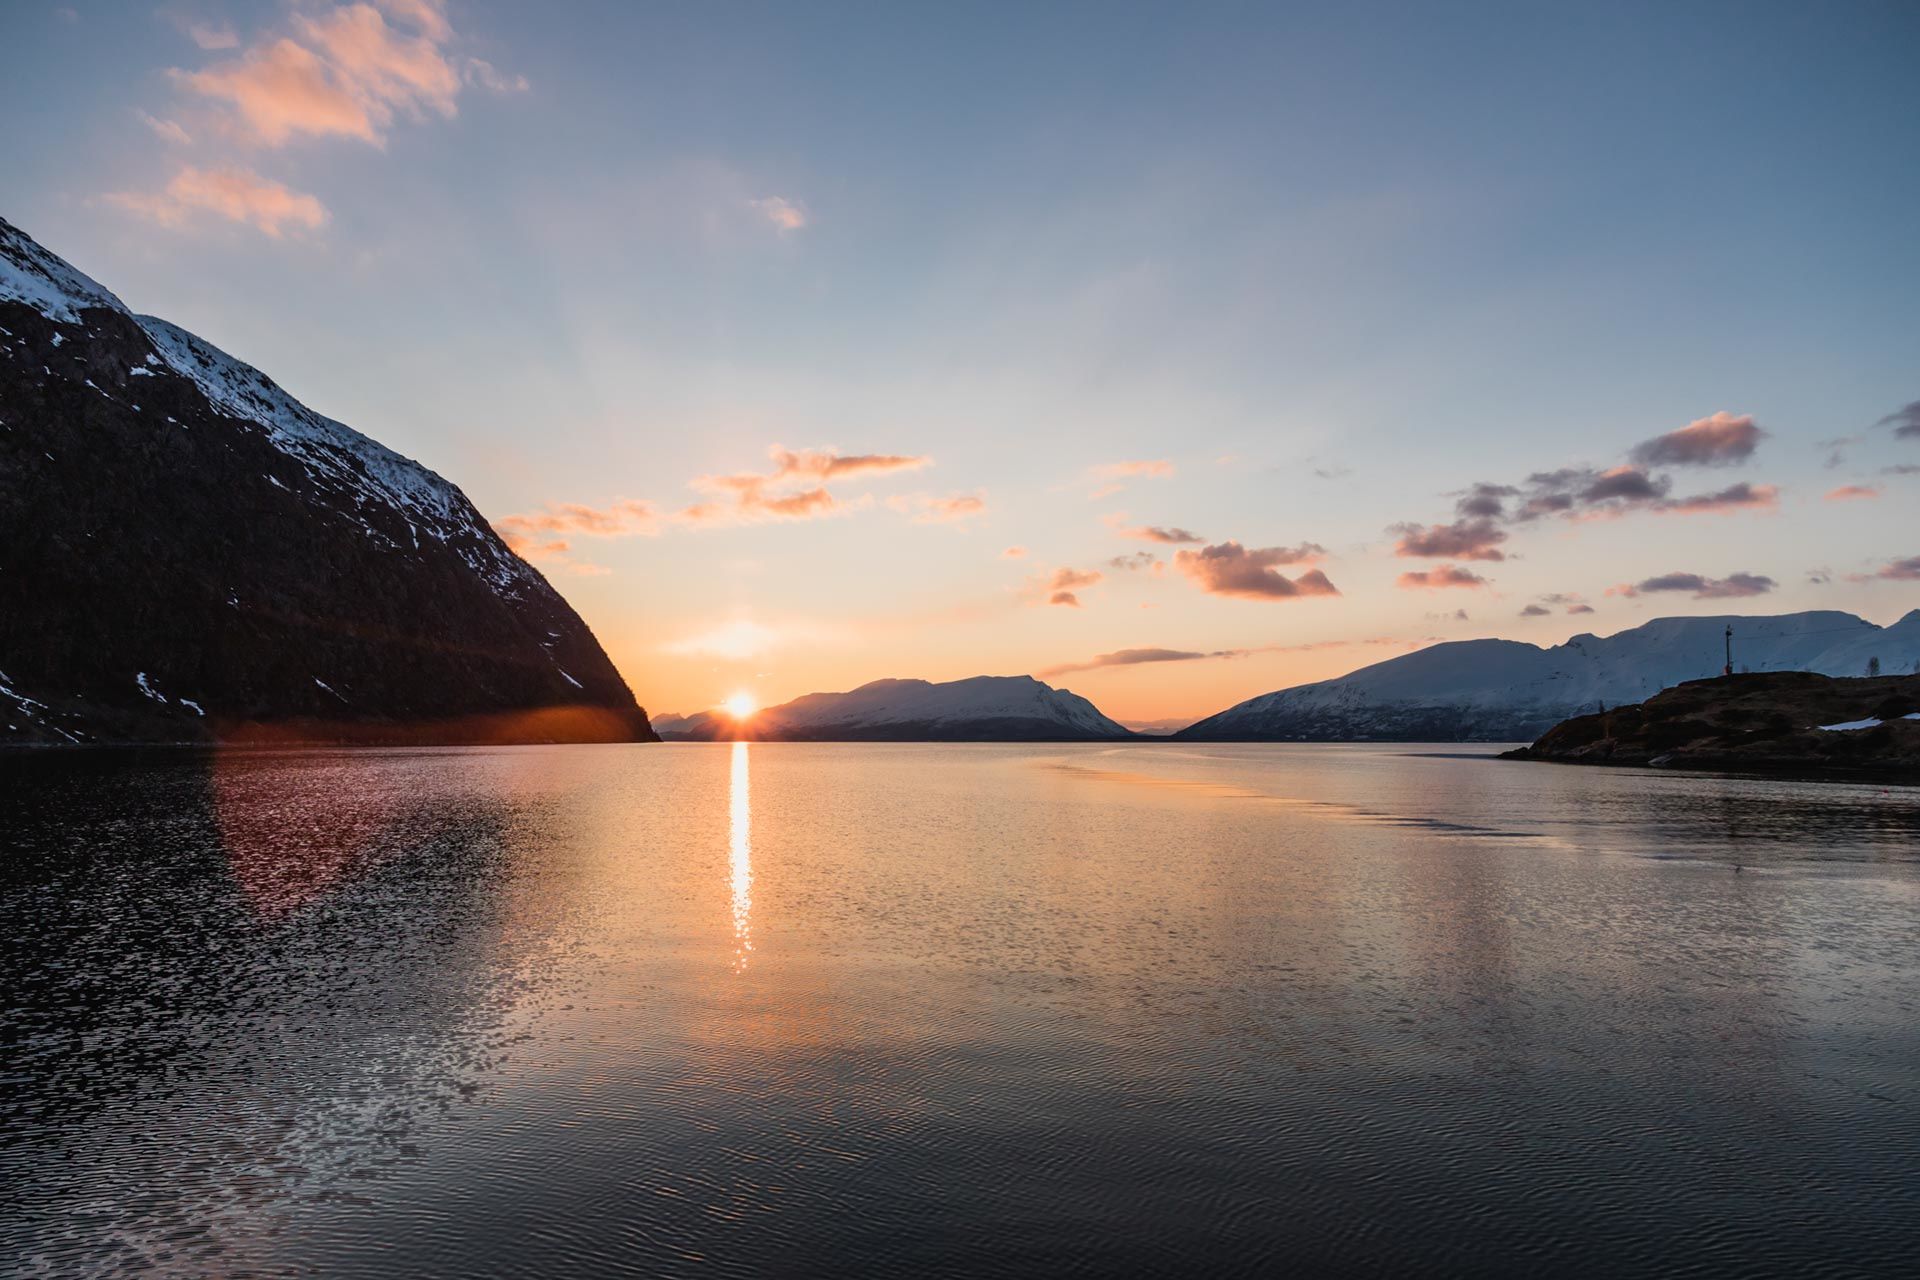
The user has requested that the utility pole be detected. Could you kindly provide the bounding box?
[1723,625,1733,676]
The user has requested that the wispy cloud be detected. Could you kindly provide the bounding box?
[118,1,522,237]
[186,19,239,50]
[1106,513,1203,544]
[1871,556,1920,581]
[136,110,192,144]
[1875,401,1920,439]
[1173,540,1336,600]
[1824,484,1881,502]
[1043,566,1104,607]
[1094,460,1175,479]
[887,492,986,524]
[107,165,328,236]
[1034,636,1416,679]
[750,196,808,232]
[1608,571,1776,599]
[1396,564,1488,590]
[1657,481,1779,515]
[1002,546,1028,559]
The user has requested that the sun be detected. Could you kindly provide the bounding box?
[723,691,757,719]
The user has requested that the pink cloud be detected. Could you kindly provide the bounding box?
[1390,517,1507,561]
[1111,520,1203,544]
[1396,564,1488,590]
[1094,460,1175,479]
[1874,556,1920,581]
[1174,541,1337,600]
[1824,484,1881,502]
[751,196,808,231]
[1630,411,1766,467]
[107,165,329,236]
[887,492,986,524]
[1657,481,1780,515]
[169,0,492,148]
[1002,546,1028,559]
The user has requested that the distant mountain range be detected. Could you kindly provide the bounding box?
[1176,610,1920,742]
[0,216,655,746]
[657,675,1132,741]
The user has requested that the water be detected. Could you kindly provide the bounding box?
[3,743,1917,1276]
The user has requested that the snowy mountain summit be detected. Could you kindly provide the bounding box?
[664,675,1133,740]
[0,215,654,745]
[1177,611,1920,742]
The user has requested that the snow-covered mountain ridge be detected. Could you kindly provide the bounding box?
[1178,610,1920,742]
[1,215,653,745]
[662,675,1134,740]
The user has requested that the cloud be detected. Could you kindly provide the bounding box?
[1050,567,1103,590]
[1037,566,1104,608]
[1824,484,1881,502]
[137,111,192,144]
[463,57,529,93]
[1037,647,1214,677]
[1882,464,1920,476]
[683,445,926,527]
[501,445,933,541]
[1391,517,1507,561]
[769,447,929,481]
[1035,636,1419,679]
[751,196,807,231]
[889,492,986,524]
[1629,412,1766,467]
[1094,460,1175,479]
[1875,401,1920,439]
[1111,520,1203,544]
[1873,556,1920,581]
[1520,604,1550,617]
[494,499,659,553]
[1173,541,1337,600]
[1657,481,1780,515]
[187,20,239,50]
[1396,564,1488,590]
[1609,571,1776,599]
[169,0,489,148]
[107,165,329,236]
[1567,603,1596,615]
[1002,546,1028,559]
[1106,551,1159,572]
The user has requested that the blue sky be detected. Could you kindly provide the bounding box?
[5,0,1916,722]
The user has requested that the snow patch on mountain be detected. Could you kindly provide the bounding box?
[0,220,124,323]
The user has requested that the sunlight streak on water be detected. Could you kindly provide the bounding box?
[729,740,753,972]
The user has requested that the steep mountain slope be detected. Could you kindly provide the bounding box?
[1177,611,1920,742]
[665,675,1134,741]
[0,216,655,746]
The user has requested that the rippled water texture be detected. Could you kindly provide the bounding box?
[3,743,1917,1276]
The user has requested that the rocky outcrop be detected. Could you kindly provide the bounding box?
[0,216,655,746]
[1502,672,1920,780]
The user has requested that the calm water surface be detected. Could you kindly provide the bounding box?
[3,743,1917,1276]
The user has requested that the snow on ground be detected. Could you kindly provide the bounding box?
[1816,714,1920,732]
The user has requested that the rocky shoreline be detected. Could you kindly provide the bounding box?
[1502,671,1920,782]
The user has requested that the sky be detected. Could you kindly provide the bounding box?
[4,0,1917,728]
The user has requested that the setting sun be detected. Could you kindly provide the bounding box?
[724,691,757,720]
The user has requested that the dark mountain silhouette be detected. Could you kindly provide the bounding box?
[0,216,654,746]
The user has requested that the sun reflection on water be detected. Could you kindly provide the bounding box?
[729,740,753,971]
